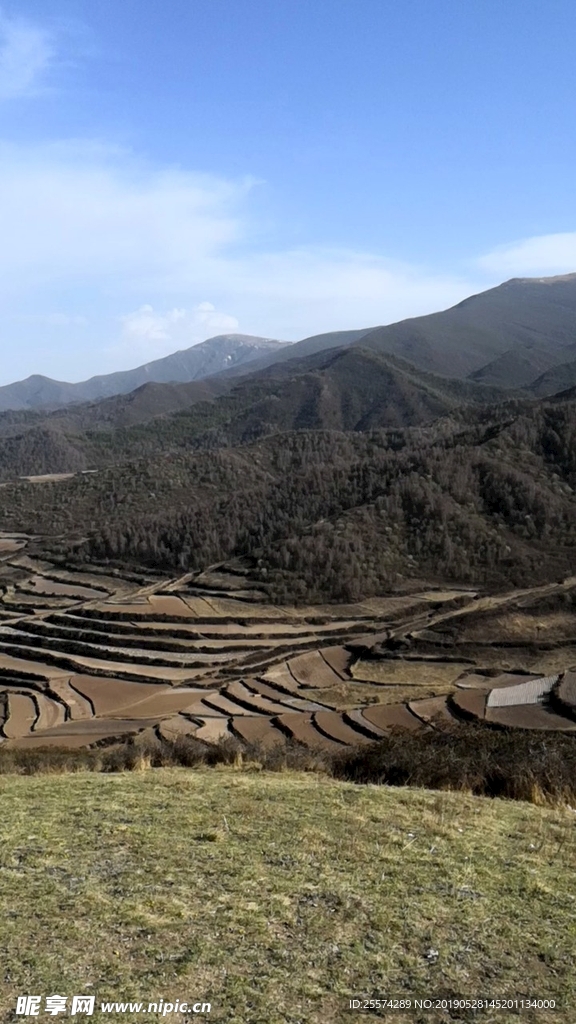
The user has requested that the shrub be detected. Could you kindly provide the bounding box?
[332,724,576,804]
[2,725,576,805]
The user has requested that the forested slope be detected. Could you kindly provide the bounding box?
[2,394,575,603]
[0,347,509,481]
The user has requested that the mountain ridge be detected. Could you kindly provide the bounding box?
[3,274,576,416]
[0,334,289,412]
[0,346,514,480]
[354,274,576,381]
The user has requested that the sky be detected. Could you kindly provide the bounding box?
[1,0,576,384]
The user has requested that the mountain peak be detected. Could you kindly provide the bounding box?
[0,334,290,412]
[508,272,576,284]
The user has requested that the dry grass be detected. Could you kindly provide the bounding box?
[306,678,459,709]
[26,577,104,598]
[0,734,329,777]
[3,726,576,807]
[0,768,574,1023]
[456,647,576,675]
[0,539,25,554]
[451,611,576,643]
[304,678,398,709]
[350,659,470,688]
[364,683,458,704]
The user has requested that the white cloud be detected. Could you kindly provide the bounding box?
[194,301,239,334]
[477,232,576,278]
[0,139,482,368]
[0,140,246,295]
[12,136,575,381]
[200,248,478,340]
[115,303,239,361]
[121,305,186,343]
[0,9,54,99]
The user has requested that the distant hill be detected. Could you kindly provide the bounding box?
[0,377,231,439]
[202,275,576,391]
[352,274,576,384]
[3,272,576,478]
[0,334,288,412]
[194,345,511,445]
[527,357,576,398]
[4,274,576,418]
[0,346,511,480]
[468,343,575,389]
[215,327,375,379]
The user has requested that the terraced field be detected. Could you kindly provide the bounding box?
[1,538,576,750]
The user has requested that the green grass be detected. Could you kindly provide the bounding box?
[0,768,574,1023]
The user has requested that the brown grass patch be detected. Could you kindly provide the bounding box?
[230,715,286,748]
[275,712,344,751]
[261,663,301,692]
[407,695,457,725]
[361,703,424,733]
[303,677,457,710]
[19,473,75,483]
[350,658,471,687]
[0,653,70,679]
[313,710,373,745]
[451,611,576,643]
[48,678,94,720]
[58,652,199,682]
[33,692,66,731]
[0,539,25,554]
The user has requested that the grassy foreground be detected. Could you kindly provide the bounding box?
[0,769,574,1024]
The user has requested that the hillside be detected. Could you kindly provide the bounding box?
[0,377,231,440]
[79,394,576,601]
[2,272,576,441]
[355,274,576,383]
[228,345,510,434]
[1,390,575,602]
[214,326,376,379]
[0,770,573,1023]
[1,274,576,603]
[0,346,510,480]
[211,274,576,389]
[4,273,576,422]
[468,343,576,388]
[2,547,576,754]
[0,334,288,412]
[528,357,576,398]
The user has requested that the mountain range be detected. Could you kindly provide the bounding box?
[2,271,576,603]
[0,334,289,412]
[206,273,576,388]
[356,273,576,381]
[1,274,575,418]
[0,273,576,482]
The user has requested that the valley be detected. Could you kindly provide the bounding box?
[2,536,575,753]
[1,276,576,755]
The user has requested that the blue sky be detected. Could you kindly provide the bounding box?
[1,0,575,383]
